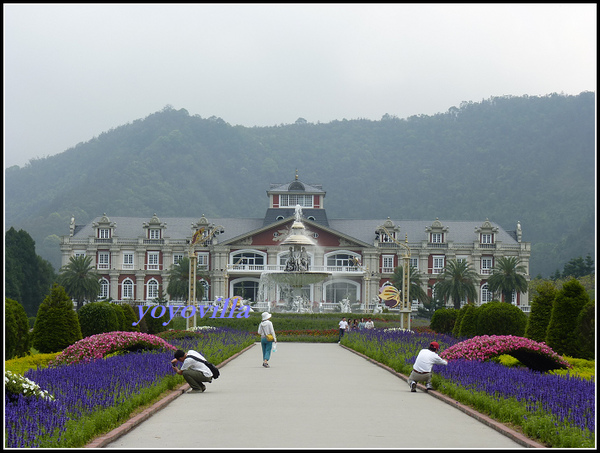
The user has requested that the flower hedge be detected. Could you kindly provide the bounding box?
[440,335,572,372]
[49,331,177,366]
[5,370,55,402]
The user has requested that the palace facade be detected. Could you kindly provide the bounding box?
[60,174,531,312]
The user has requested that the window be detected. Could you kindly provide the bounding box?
[324,280,359,303]
[98,252,110,270]
[123,252,134,270]
[326,253,358,270]
[147,279,159,300]
[122,279,134,299]
[147,252,160,270]
[481,284,493,304]
[481,234,493,244]
[197,253,209,268]
[231,251,265,268]
[99,228,110,239]
[232,279,260,302]
[99,278,109,299]
[378,231,396,243]
[149,229,161,240]
[173,254,184,265]
[74,251,86,258]
[432,256,445,274]
[481,257,493,275]
[410,258,418,269]
[430,233,443,243]
[382,255,394,273]
[279,194,313,207]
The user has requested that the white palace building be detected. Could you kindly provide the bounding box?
[60,173,531,313]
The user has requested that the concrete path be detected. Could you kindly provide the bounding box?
[93,343,543,449]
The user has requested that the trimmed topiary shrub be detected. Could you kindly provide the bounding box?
[119,303,140,332]
[5,298,31,360]
[546,279,591,357]
[525,281,557,342]
[451,306,466,338]
[32,284,82,353]
[78,301,120,338]
[430,308,457,334]
[457,304,478,338]
[575,300,595,360]
[475,301,526,336]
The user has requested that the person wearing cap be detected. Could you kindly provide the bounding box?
[258,312,277,368]
[408,341,448,392]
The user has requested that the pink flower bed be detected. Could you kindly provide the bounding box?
[440,335,571,370]
[49,331,177,366]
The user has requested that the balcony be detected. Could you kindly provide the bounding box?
[226,264,364,274]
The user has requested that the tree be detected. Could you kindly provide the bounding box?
[545,279,591,357]
[487,256,528,303]
[524,281,557,342]
[5,298,31,360]
[434,260,478,309]
[562,254,594,279]
[58,255,101,310]
[4,227,57,317]
[166,257,206,301]
[32,284,82,353]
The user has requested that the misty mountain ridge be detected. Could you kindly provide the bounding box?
[4,92,595,278]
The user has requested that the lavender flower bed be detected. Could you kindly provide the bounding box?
[343,329,595,446]
[6,351,174,448]
[5,328,255,448]
[438,359,595,434]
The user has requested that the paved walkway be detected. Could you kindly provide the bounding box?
[90,343,544,449]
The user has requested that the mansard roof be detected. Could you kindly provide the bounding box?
[262,208,329,227]
[72,215,519,247]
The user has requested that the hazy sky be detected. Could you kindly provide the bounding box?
[3,3,596,168]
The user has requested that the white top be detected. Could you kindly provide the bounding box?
[364,320,374,329]
[339,320,349,330]
[180,350,213,377]
[413,349,448,373]
[258,320,277,341]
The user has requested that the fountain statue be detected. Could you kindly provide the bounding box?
[259,205,331,313]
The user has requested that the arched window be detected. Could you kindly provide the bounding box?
[324,251,361,271]
[147,278,159,300]
[122,278,134,300]
[231,278,260,302]
[324,279,360,304]
[99,278,109,300]
[481,283,493,304]
[231,250,266,269]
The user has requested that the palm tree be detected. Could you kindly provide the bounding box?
[57,255,101,310]
[166,257,206,302]
[487,256,528,303]
[391,264,430,307]
[434,259,478,309]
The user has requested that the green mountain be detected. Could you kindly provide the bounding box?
[5,92,595,278]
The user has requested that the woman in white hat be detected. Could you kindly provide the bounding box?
[258,312,277,367]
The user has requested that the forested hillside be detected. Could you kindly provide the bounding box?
[5,92,595,278]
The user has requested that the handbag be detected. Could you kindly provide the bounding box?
[266,334,274,342]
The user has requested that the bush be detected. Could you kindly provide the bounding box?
[78,301,120,338]
[457,304,478,338]
[525,281,556,342]
[430,308,457,334]
[451,307,466,337]
[575,300,595,360]
[475,301,527,336]
[546,279,591,357]
[5,298,31,360]
[120,303,140,332]
[32,284,82,353]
